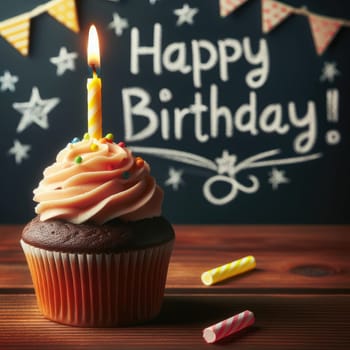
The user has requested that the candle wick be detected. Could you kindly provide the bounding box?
[90,64,96,78]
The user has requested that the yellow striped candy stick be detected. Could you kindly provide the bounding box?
[201,255,256,286]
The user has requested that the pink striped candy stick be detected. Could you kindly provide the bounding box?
[202,310,255,344]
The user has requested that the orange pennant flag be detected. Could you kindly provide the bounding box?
[308,14,342,55]
[261,0,293,33]
[47,0,79,33]
[0,15,31,56]
[219,0,249,18]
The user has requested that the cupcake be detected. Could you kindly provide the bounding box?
[21,134,175,327]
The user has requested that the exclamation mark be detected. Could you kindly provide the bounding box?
[325,88,341,145]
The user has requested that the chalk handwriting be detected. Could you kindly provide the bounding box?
[122,84,317,154]
[124,22,337,206]
[130,23,269,89]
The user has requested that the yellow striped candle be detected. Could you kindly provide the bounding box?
[201,255,256,286]
[87,25,102,139]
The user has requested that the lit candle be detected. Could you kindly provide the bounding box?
[87,25,102,139]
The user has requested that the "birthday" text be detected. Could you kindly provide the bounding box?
[122,84,317,154]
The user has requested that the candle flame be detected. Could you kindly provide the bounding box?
[87,25,100,68]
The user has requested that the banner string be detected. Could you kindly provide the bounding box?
[0,0,62,26]
[284,3,350,27]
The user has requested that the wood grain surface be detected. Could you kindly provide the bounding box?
[0,225,349,349]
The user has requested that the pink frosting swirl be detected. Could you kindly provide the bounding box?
[33,138,163,224]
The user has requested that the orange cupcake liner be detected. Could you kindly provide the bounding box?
[21,239,174,327]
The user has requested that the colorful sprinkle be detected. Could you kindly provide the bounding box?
[135,157,144,167]
[105,133,114,142]
[118,141,126,148]
[74,156,83,164]
[90,143,99,151]
[122,171,130,179]
[71,137,80,144]
[83,133,90,140]
[100,138,108,144]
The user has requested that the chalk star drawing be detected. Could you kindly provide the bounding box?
[215,150,237,177]
[0,70,19,92]
[165,167,184,190]
[174,4,199,26]
[50,47,78,76]
[8,139,31,164]
[12,86,60,133]
[130,146,322,206]
[108,12,129,36]
[268,167,289,190]
[320,62,340,82]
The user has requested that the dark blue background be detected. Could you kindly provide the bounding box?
[1,0,349,224]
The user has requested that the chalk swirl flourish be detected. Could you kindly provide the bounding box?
[129,147,322,205]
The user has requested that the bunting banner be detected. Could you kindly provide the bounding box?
[0,0,79,56]
[48,0,80,33]
[219,0,249,18]
[0,15,31,56]
[0,0,348,56]
[261,0,293,33]
[219,0,350,55]
[308,14,342,55]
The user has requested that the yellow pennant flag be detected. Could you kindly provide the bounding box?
[0,15,31,56]
[47,0,79,33]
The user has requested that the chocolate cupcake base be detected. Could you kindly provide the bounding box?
[21,239,174,327]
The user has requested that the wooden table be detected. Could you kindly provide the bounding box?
[1,225,349,349]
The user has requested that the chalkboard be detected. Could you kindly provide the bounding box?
[1,0,349,224]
